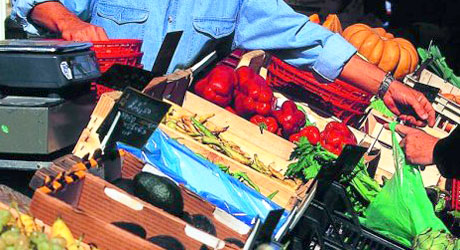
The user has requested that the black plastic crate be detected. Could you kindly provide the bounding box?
[286,182,409,250]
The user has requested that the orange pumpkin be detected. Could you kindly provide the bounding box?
[342,24,418,80]
[322,14,342,34]
[309,14,320,24]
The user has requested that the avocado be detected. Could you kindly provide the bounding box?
[225,238,245,248]
[111,222,146,239]
[148,235,185,250]
[189,214,216,236]
[111,178,135,195]
[133,172,184,217]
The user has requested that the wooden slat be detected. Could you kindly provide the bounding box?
[30,191,161,250]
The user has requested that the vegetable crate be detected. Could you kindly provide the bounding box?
[90,39,144,100]
[405,69,460,134]
[286,182,409,250]
[216,49,373,126]
[72,90,304,210]
[29,152,249,249]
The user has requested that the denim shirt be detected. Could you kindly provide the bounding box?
[11,0,356,80]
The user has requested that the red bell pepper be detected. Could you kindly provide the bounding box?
[320,121,357,155]
[233,67,275,117]
[250,115,279,134]
[273,101,306,137]
[289,125,321,145]
[194,65,236,107]
[225,106,236,114]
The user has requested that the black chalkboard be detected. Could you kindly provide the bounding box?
[97,87,171,149]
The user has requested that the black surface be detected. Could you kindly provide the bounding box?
[0,169,35,198]
[97,88,170,149]
[151,31,183,76]
[96,64,154,92]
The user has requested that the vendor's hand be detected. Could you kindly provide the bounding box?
[383,81,436,127]
[387,124,439,166]
[58,19,109,41]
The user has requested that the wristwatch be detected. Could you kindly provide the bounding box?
[377,72,394,99]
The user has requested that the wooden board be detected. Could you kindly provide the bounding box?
[182,92,295,165]
[160,125,298,208]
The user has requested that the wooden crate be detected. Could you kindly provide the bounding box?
[31,173,237,250]
[73,91,301,209]
[405,70,460,132]
[29,153,250,246]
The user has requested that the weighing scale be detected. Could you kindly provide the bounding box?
[0,40,100,169]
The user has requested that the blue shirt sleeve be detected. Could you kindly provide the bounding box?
[234,0,357,81]
[11,0,93,35]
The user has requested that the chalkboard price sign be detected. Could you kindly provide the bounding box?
[98,87,171,149]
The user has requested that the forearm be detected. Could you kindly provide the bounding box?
[30,1,81,33]
[339,55,386,95]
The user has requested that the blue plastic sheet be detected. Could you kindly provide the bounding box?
[117,129,288,229]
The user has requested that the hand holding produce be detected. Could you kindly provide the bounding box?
[320,121,357,155]
[392,124,439,166]
[194,65,236,107]
[249,115,279,134]
[273,101,306,137]
[234,66,275,117]
[383,81,436,127]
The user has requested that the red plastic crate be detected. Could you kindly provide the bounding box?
[96,52,144,72]
[266,57,372,125]
[91,39,144,100]
[218,49,372,125]
[91,39,142,54]
[452,179,460,211]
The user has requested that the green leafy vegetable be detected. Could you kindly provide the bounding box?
[418,44,460,88]
[286,137,381,214]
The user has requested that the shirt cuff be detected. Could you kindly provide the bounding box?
[11,0,58,35]
[311,33,356,82]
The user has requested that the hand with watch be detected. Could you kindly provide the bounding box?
[378,72,436,127]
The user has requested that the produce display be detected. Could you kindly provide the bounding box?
[343,24,419,80]
[0,202,90,250]
[162,108,300,189]
[194,65,314,141]
[286,121,381,214]
[6,16,460,250]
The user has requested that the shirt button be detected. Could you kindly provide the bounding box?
[168,16,173,23]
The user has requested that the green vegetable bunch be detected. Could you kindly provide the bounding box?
[286,137,381,214]
[418,44,460,87]
[412,228,459,250]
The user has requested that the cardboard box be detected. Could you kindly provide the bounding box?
[405,70,460,131]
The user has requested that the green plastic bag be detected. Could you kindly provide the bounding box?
[361,122,448,247]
